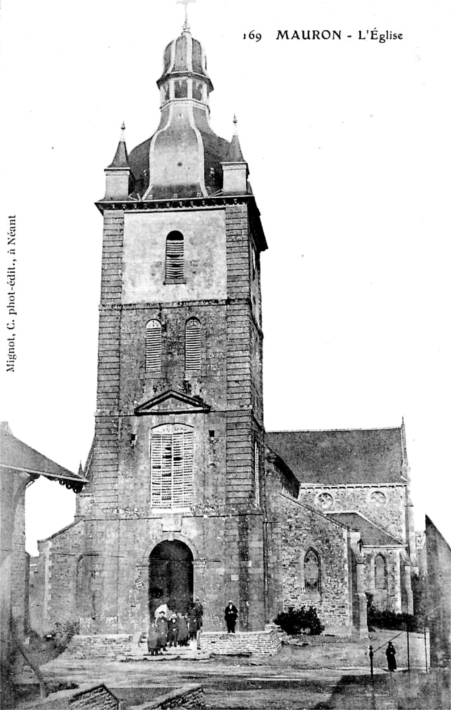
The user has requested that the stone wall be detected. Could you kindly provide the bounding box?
[200,628,281,656]
[64,634,133,659]
[280,497,351,631]
[54,200,267,637]
[363,547,405,613]
[33,521,85,633]
[426,516,451,668]
[24,683,205,710]
[0,468,30,708]
[128,684,205,709]
[265,458,352,632]
[11,490,28,632]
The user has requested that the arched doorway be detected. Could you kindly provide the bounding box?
[149,540,193,618]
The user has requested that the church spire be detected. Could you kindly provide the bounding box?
[108,122,129,169]
[177,0,196,33]
[104,122,131,200]
[226,116,246,163]
[221,115,249,195]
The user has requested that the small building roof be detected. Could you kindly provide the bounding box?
[0,423,87,491]
[326,512,403,546]
[266,427,405,486]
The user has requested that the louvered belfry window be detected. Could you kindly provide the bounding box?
[185,318,201,371]
[145,320,162,372]
[150,424,194,508]
[165,231,184,283]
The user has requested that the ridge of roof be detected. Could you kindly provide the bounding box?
[267,425,402,434]
[266,428,404,486]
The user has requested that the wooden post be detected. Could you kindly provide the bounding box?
[424,617,428,673]
[406,618,411,673]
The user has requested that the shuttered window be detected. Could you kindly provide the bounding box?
[145,320,162,372]
[150,425,194,508]
[185,318,201,371]
[254,441,260,506]
[165,232,184,283]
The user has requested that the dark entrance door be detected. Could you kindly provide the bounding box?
[149,540,193,618]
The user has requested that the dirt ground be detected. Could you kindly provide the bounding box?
[14,640,449,710]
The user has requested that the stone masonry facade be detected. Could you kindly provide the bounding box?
[28,21,420,653]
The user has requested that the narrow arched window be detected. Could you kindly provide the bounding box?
[304,549,320,593]
[165,231,184,283]
[375,554,387,590]
[185,318,201,371]
[145,320,162,372]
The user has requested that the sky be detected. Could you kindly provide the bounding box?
[0,0,450,555]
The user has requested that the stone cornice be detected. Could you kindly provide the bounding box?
[300,483,406,490]
[95,194,268,252]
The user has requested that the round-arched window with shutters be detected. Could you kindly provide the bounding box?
[185,318,201,372]
[165,231,184,283]
[145,320,162,373]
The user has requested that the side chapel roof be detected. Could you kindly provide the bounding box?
[265,427,406,486]
[326,512,403,546]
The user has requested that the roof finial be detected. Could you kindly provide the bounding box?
[177,0,196,32]
[226,114,246,163]
[108,123,130,169]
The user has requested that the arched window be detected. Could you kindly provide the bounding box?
[375,554,387,590]
[193,82,203,101]
[304,549,320,593]
[150,424,194,508]
[185,318,201,371]
[145,320,162,372]
[165,231,184,283]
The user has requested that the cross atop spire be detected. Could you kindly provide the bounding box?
[177,0,196,32]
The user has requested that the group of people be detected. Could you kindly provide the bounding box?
[147,598,241,654]
[147,600,203,655]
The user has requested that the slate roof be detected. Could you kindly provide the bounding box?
[265,427,405,485]
[326,512,403,546]
[0,425,87,490]
[128,129,232,199]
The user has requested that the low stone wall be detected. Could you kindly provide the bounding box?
[132,684,205,709]
[200,628,281,656]
[64,634,133,659]
[18,683,205,710]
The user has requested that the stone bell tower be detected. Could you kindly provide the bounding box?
[77,17,268,635]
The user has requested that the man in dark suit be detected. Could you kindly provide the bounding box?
[224,600,238,633]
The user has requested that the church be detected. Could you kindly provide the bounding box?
[30,15,419,653]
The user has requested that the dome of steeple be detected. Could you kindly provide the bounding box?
[159,30,212,86]
[124,24,250,201]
